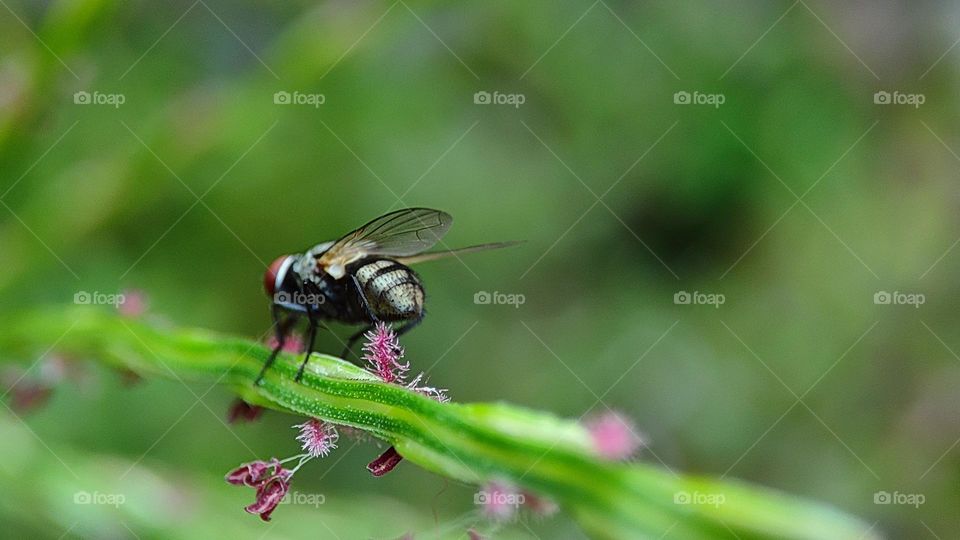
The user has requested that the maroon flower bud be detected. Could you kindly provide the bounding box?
[367,446,404,477]
[225,460,271,487]
[227,399,264,424]
[245,475,291,521]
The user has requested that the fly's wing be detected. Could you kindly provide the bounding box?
[394,241,523,265]
[316,208,452,279]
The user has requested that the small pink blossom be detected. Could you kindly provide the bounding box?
[227,399,264,424]
[367,446,403,477]
[294,418,338,458]
[585,411,644,461]
[362,322,409,383]
[266,333,305,354]
[117,289,148,318]
[478,481,523,520]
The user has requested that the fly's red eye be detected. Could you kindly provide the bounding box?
[264,256,290,297]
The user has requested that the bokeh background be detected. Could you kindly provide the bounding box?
[1,0,959,538]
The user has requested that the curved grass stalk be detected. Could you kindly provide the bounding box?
[1,306,877,540]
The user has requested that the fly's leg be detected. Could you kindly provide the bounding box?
[339,274,382,361]
[351,274,380,323]
[295,307,319,382]
[394,315,423,338]
[256,305,299,386]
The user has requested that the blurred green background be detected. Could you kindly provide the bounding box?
[1,0,959,538]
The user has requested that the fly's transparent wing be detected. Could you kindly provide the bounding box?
[316,208,452,278]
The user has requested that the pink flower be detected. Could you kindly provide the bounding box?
[367,446,404,477]
[265,333,305,354]
[294,418,338,458]
[227,399,265,424]
[117,289,148,318]
[362,323,409,383]
[585,411,645,461]
[478,481,522,520]
[245,474,291,521]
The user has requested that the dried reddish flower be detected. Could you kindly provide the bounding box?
[367,446,404,477]
[227,399,264,424]
[245,474,291,521]
[225,459,273,487]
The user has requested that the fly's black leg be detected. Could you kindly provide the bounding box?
[394,315,423,338]
[295,307,319,382]
[341,325,374,360]
[256,306,299,386]
[350,274,380,323]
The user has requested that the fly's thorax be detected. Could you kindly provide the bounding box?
[353,259,424,317]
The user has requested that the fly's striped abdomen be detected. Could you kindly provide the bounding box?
[354,259,424,320]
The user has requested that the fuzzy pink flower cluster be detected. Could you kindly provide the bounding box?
[362,322,409,383]
[295,418,338,458]
[585,411,645,461]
